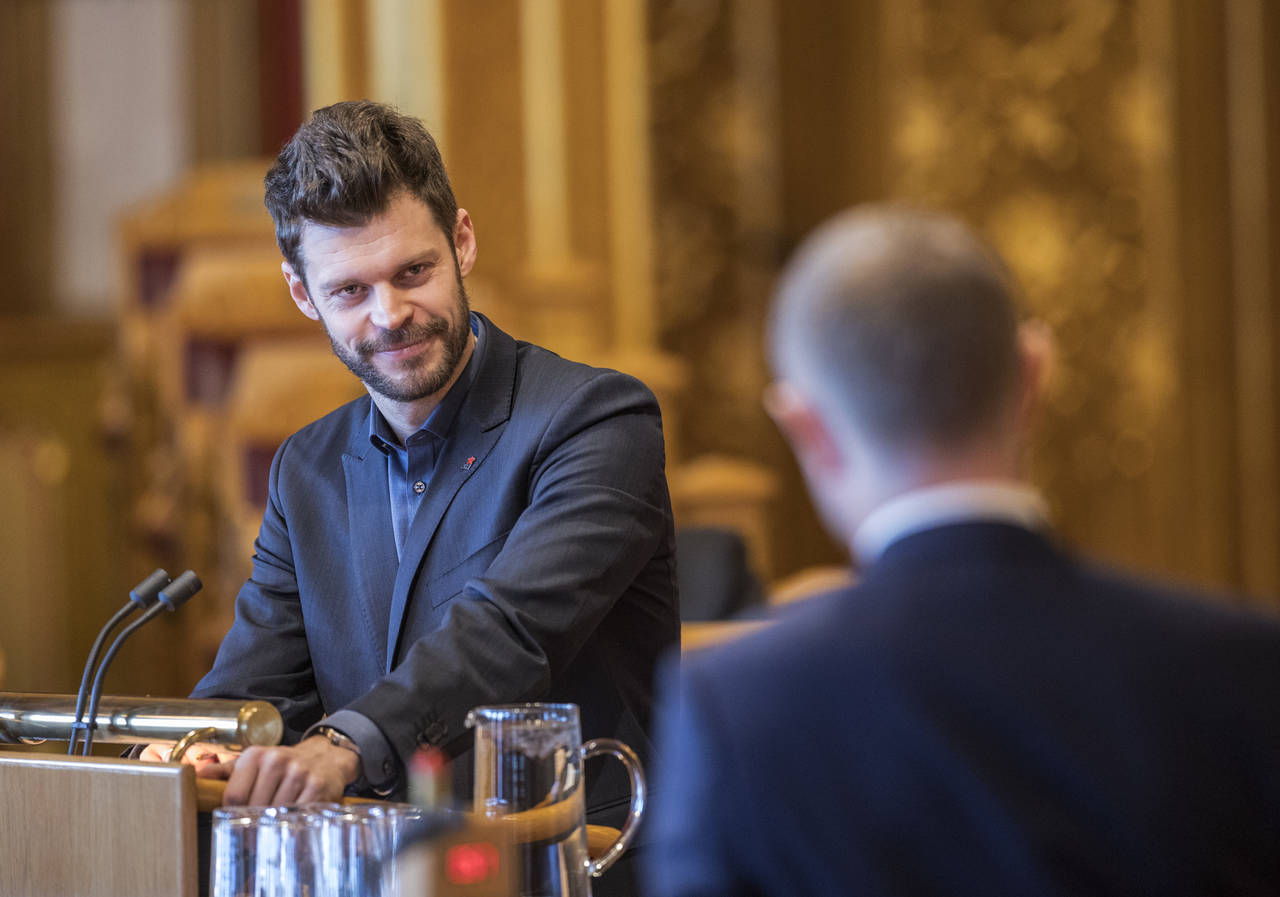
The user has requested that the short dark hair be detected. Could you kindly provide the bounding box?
[770,206,1020,449]
[264,100,459,285]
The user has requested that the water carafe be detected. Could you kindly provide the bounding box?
[466,703,645,897]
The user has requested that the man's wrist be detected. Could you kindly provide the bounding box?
[304,712,399,796]
[312,726,363,786]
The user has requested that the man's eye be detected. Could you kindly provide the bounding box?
[404,264,426,277]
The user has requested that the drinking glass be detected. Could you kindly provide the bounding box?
[377,803,424,894]
[211,805,324,897]
[317,803,389,897]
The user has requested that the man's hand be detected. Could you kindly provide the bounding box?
[221,735,361,806]
[139,742,240,779]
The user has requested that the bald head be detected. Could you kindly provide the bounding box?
[770,206,1021,454]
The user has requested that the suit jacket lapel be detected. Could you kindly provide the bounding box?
[341,402,399,673]
[384,315,517,669]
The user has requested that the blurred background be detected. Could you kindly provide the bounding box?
[1,0,1278,701]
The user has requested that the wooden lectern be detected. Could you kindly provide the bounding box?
[0,750,198,897]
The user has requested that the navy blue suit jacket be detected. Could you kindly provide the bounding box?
[646,523,1280,896]
[193,314,678,814]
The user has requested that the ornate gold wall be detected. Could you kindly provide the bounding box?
[5,0,1280,699]
[648,0,777,494]
[872,0,1280,603]
[882,0,1183,577]
[661,0,1280,603]
[117,0,1280,611]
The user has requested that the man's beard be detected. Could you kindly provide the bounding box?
[325,276,472,403]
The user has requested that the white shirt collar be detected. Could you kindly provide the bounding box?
[853,479,1050,565]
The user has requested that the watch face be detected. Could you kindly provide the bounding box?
[320,727,359,753]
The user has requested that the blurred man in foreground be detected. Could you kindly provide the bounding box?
[644,206,1280,896]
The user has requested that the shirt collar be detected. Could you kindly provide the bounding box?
[368,312,484,454]
[853,479,1049,565]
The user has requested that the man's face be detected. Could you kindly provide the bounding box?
[283,192,478,404]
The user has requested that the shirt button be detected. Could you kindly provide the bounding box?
[413,480,426,494]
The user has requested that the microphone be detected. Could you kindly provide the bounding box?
[79,570,202,755]
[68,569,170,755]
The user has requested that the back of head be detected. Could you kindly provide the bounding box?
[264,100,458,281]
[770,205,1020,454]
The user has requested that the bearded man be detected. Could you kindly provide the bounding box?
[146,103,677,879]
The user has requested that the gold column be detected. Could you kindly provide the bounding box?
[302,0,369,109]
[368,0,448,149]
[508,0,610,362]
[725,0,781,427]
[1224,0,1279,598]
[520,0,571,267]
[1157,0,1254,592]
[0,0,53,313]
[188,0,261,162]
[604,0,657,349]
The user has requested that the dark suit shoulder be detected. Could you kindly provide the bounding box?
[1080,556,1280,621]
[668,531,1280,897]
[507,343,664,464]
[869,522,1280,645]
[686,541,1280,716]
[512,339,658,407]
[682,587,857,696]
[1072,559,1280,665]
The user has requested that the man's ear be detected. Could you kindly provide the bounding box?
[282,261,321,321]
[1014,319,1055,425]
[763,381,847,476]
[453,209,477,277]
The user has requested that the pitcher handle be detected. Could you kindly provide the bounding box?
[580,737,645,877]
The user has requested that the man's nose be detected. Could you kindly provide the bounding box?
[369,285,413,331]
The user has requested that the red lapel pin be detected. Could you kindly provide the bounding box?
[462,456,476,470]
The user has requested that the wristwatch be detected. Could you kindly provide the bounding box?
[314,725,368,788]
[314,725,361,757]
[310,722,396,796]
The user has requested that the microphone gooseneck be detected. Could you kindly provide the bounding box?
[68,569,169,755]
[79,570,202,755]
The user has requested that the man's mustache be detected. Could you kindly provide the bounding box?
[357,319,448,355]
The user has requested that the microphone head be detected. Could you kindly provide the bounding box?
[128,569,170,609]
[157,570,203,611]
